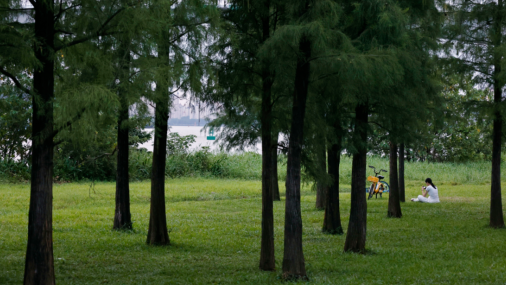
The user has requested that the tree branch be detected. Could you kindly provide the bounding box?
[54,4,81,21]
[52,108,86,138]
[54,8,125,51]
[54,29,75,35]
[0,66,31,95]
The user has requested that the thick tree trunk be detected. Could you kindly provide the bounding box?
[24,1,56,283]
[398,143,405,202]
[344,103,368,253]
[259,2,275,270]
[114,43,132,230]
[282,37,310,280]
[147,43,170,244]
[114,98,132,229]
[272,135,281,201]
[315,147,327,210]
[490,2,505,228]
[388,141,402,218]
[322,128,343,234]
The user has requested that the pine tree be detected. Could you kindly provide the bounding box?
[443,0,506,228]
[322,118,344,234]
[0,0,129,283]
[146,0,220,245]
[399,143,406,202]
[344,102,368,252]
[261,0,352,278]
[387,141,402,217]
[202,0,287,270]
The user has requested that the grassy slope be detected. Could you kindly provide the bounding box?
[2,177,506,284]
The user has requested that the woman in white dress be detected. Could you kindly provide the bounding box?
[411,178,440,203]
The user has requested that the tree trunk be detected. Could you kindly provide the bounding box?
[272,135,281,201]
[24,1,56,283]
[388,141,402,218]
[344,103,368,253]
[490,1,505,228]
[114,43,132,230]
[315,147,327,210]
[322,125,343,234]
[282,36,310,280]
[147,40,170,245]
[399,143,405,202]
[259,1,275,270]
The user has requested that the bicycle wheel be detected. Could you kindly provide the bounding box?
[381,181,390,192]
[367,183,376,200]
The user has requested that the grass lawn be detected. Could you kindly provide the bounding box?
[1,178,506,284]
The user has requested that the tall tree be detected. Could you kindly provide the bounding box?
[344,103,368,252]
[322,121,344,234]
[147,32,171,244]
[113,39,133,230]
[443,0,506,228]
[259,0,276,270]
[202,0,286,271]
[263,0,351,277]
[281,31,311,280]
[399,143,406,202]
[387,141,402,217]
[272,134,281,201]
[315,146,327,210]
[145,0,218,245]
[0,0,127,282]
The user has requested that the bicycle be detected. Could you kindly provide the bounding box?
[366,165,390,199]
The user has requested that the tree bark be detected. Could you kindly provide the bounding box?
[24,1,56,283]
[259,1,275,270]
[272,135,281,201]
[490,0,505,228]
[399,143,405,202]
[113,43,132,230]
[344,103,368,253]
[322,124,343,234]
[147,40,170,245]
[388,141,402,218]
[315,147,327,210]
[282,36,310,280]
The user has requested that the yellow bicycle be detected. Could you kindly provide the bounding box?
[366,165,390,199]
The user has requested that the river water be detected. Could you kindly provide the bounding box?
[139,126,262,153]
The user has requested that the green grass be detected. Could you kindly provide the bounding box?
[2,177,506,284]
[4,153,505,184]
[339,156,501,185]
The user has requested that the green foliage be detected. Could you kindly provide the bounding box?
[2,178,506,283]
[0,77,31,161]
[166,132,197,155]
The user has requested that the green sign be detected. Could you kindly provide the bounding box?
[207,128,215,140]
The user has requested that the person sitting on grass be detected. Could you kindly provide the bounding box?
[411,178,440,203]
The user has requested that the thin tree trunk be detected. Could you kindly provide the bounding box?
[147,40,170,245]
[282,36,311,280]
[344,103,368,253]
[24,1,55,283]
[316,146,327,210]
[399,143,405,202]
[323,123,343,234]
[114,43,132,230]
[388,141,402,218]
[490,0,505,228]
[272,135,281,201]
[259,1,275,270]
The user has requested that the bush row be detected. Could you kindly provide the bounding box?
[0,149,276,183]
[2,152,505,185]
